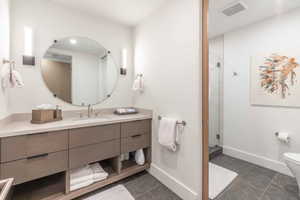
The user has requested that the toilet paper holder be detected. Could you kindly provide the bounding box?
[275,132,290,141]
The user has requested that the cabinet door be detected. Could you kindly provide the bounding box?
[1,151,67,185]
[1,130,68,163]
[121,134,150,153]
[121,120,151,138]
[69,124,120,148]
[69,140,120,169]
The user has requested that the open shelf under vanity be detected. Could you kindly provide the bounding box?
[12,173,66,200]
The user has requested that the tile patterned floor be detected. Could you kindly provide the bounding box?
[211,154,300,200]
[78,155,300,200]
[77,171,182,200]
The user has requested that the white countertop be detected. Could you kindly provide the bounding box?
[0,110,152,138]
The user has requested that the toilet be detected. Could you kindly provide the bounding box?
[284,152,300,195]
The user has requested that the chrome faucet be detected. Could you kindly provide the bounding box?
[87,104,93,118]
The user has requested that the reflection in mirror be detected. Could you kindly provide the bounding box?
[41,37,118,106]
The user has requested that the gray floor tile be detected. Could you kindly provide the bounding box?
[136,184,182,200]
[271,173,299,197]
[210,154,298,200]
[215,177,263,200]
[211,155,257,176]
[76,172,181,200]
[123,172,163,198]
[242,166,276,191]
[261,183,300,200]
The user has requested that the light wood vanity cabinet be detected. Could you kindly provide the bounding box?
[0,119,152,199]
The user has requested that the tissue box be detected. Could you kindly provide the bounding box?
[31,109,56,124]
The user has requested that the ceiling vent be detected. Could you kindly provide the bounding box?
[221,1,247,16]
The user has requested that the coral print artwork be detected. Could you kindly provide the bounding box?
[260,54,300,99]
[251,52,300,107]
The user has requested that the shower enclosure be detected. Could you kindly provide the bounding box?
[209,36,224,151]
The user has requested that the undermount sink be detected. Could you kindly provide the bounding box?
[71,115,110,122]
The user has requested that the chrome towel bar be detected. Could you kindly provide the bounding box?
[158,115,187,126]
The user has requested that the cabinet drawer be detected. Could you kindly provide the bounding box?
[1,130,68,163]
[121,120,151,138]
[69,124,120,148]
[121,134,150,153]
[1,151,67,185]
[69,140,120,169]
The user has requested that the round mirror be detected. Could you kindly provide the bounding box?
[41,37,118,106]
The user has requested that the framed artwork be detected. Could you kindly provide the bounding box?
[250,52,300,107]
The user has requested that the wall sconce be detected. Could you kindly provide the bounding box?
[120,48,127,75]
[23,26,35,66]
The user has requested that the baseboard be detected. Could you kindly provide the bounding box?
[223,146,293,177]
[148,164,199,200]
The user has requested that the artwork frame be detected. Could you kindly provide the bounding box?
[250,52,300,107]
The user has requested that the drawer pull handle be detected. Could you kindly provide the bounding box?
[131,134,142,138]
[27,153,49,160]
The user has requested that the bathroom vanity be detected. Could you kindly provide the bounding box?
[0,27,154,200]
[0,110,152,200]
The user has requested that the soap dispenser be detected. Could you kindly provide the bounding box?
[54,105,63,120]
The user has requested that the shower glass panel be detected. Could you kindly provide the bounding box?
[209,36,224,147]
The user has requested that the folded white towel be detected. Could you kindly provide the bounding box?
[70,179,94,192]
[158,117,178,152]
[70,165,94,187]
[90,163,108,182]
[132,75,144,92]
[70,163,109,191]
[36,104,56,110]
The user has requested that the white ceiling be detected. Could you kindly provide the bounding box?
[51,0,170,27]
[209,0,300,38]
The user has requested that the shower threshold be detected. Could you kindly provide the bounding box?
[209,146,223,160]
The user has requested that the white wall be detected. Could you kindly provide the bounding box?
[133,0,201,199]
[223,8,300,175]
[9,0,134,112]
[0,0,10,119]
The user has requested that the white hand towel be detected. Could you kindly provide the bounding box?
[132,76,144,92]
[1,64,11,89]
[11,70,24,87]
[1,64,24,88]
[135,149,145,165]
[70,165,94,187]
[158,118,178,152]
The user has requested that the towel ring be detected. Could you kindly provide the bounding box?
[158,115,187,126]
[2,59,12,65]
